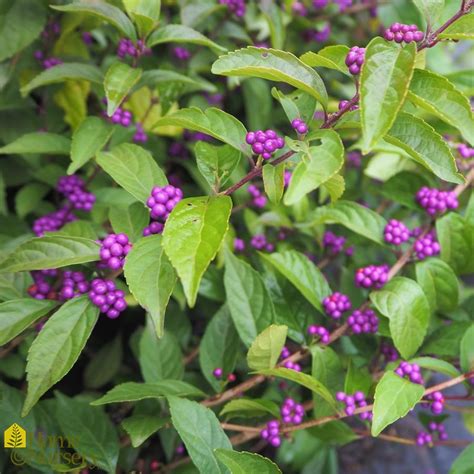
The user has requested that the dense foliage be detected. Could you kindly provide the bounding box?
[0,0,473,473]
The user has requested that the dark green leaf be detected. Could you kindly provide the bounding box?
[460,325,474,373]
[122,415,168,448]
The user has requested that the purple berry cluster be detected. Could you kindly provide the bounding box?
[82,32,93,45]
[57,175,96,211]
[234,238,245,253]
[384,219,411,245]
[346,150,362,167]
[281,398,304,425]
[348,308,379,334]
[88,278,127,319]
[425,391,445,415]
[307,325,330,344]
[99,233,132,270]
[291,118,308,135]
[292,2,308,16]
[313,0,329,7]
[395,361,424,384]
[416,422,448,446]
[458,144,474,159]
[384,23,424,43]
[59,271,90,301]
[416,187,459,216]
[219,0,246,17]
[322,292,352,319]
[248,184,267,209]
[133,123,148,143]
[280,346,301,371]
[413,231,441,260]
[143,222,164,237]
[146,185,183,222]
[184,130,213,142]
[42,57,62,69]
[345,47,365,75]
[303,25,331,43]
[355,264,389,289]
[323,231,346,255]
[260,420,281,447]
[32,207,76,236]
[284,170,292,188]
[172,47,191,60]
[106,106,133,127]
[250,234,274,252]
[339,100,359,112]
[245,130,285,160]
[381,342,399,362]
[28,270,58,300]
[117,38,151,59]
[336,391,372,420]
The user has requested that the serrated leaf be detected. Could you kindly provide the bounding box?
[460,325,474,373]
[69,117,113,174]
[212,47,328,107]
[91,380,205,405]
[122,415,167,448]
[224,250,275,347]
[260,250,331,311]
[300,45,350,75]
[415,258,459,313]
[215,449,282,474]
[370,277,430,359]
[308,200,387,245]
[168,396,232,474]
[371,371,424,436]
[109,202,149,243]
[163,196,232,307]
[284,130,344,205]
[124,235,176,337]
[262,163,285,204]
[247,324,288,371]
[408,69,474,144]
[0,299,57,345]
[23,296,99,415]
[0,132,71,155]
[409,356,460,378]
[97,143,167,203]
[384,112,463,184]
[438,13,474,40]
[153,107,248,153]
[360,38,417,151]
[219,399,280,419]
[412,0,444,26]
[0,236,100,273]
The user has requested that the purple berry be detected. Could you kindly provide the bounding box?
[219,0,246,17]
[416,186,458,216]
[323,231,346,255]
[89,278,127,319]
[384,23,424,43]
[355,264,389,289]
[322,292,352,319]
[307,325,330,344]
[384,219,411,245]
[213,367,223,379]
[413,231,441,261]
[345,46,365,76]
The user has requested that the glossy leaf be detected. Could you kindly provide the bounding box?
[0,132,71,155]
[247,324,288,371]
[300,45,350,74]
[215,449,282,474]
[438,13,474,40]
[122,415,168,448]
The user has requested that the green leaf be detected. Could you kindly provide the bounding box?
[68,117,113,174]
[308,200,387,245]
[124,235,176,337]
[450,444,474,474]
[195,142,242,191]
[321,174,345,202]
[409,356,460,378]
[262,163,285,204]
[411,0,444,27]
[56,393,119,473]
[423,322,471,357]
[371,371,425,436]
[215,450,282,474]
[384,112,463,184]
[199,305,240,392]
[460,325,474,373]
[153,107,248,154]
[243,79,273,130]
[309,421,358,446]
[168,396,233,474]
[257,368,336,408]
[23,296,99,415]
[123,0,160,37]
[21,63,104,96]
[122,415,167,448]
[52,2,137,40]
[212,47,328,108]
[360,38,417,151]
[91,380,205,405]
[370,277,430,359]
[97,143,167,203]
[284,130,344,205]
[0,236,100,273]
[0,0,46,61]
[438,13,474,40]
[15,183,49,218]
[224,250,275,347]
[415,258,459,313]
[0,299,57,345]
[147,24,226,53]
[0,273,32,301]
[408,69,474,144]
[138,69,216,92]
[0,132,71,155]
[219,399,280,419]
[260,0,285,50]
[104,62,142,117]
[379,171,430,209]
[247,324,288,371]
[260,250,331,311]
[109,202,149,243]
[163,196,232,307]
[300,45,350,75]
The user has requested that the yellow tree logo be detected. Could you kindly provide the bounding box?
[4,423,26,448]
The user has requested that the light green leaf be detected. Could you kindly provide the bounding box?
[262,163,285,204]
[321,173,345,202]
[247,324,288,371]
[260,250,331,311]
[219,399,280,419]
[0,299,57,345]
[284,129,344,205]
[163,196,232,307]
[168,396,233,474]
[23,296,99,415]
[91,380,205,405]
[409,356,460,378]
[370,277,430,359]
[97,143,167,203]
[371,371,425,436]
[109,202,149,243]
[460,325,474,373]
[438,13,474,40]
[415,258,459,313]
[300,45,350,75]
[123,0,160,37]
[0,236,100,273]
[215,449,282,474]
[260,0,285,50]
[0,132,71,155]
[212,47,328,107]
[385,112,463,184]
[153,107,248,154]
[450,444,474,474]
[52,2,137,40]
[360,38,417,151]
[224,250,275,347]
[147,24,226,53]
[69,117,113,174]
[124,235,176,337]
[122,415,167,448]
[408,69,474,144]
[412,0,444,26]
